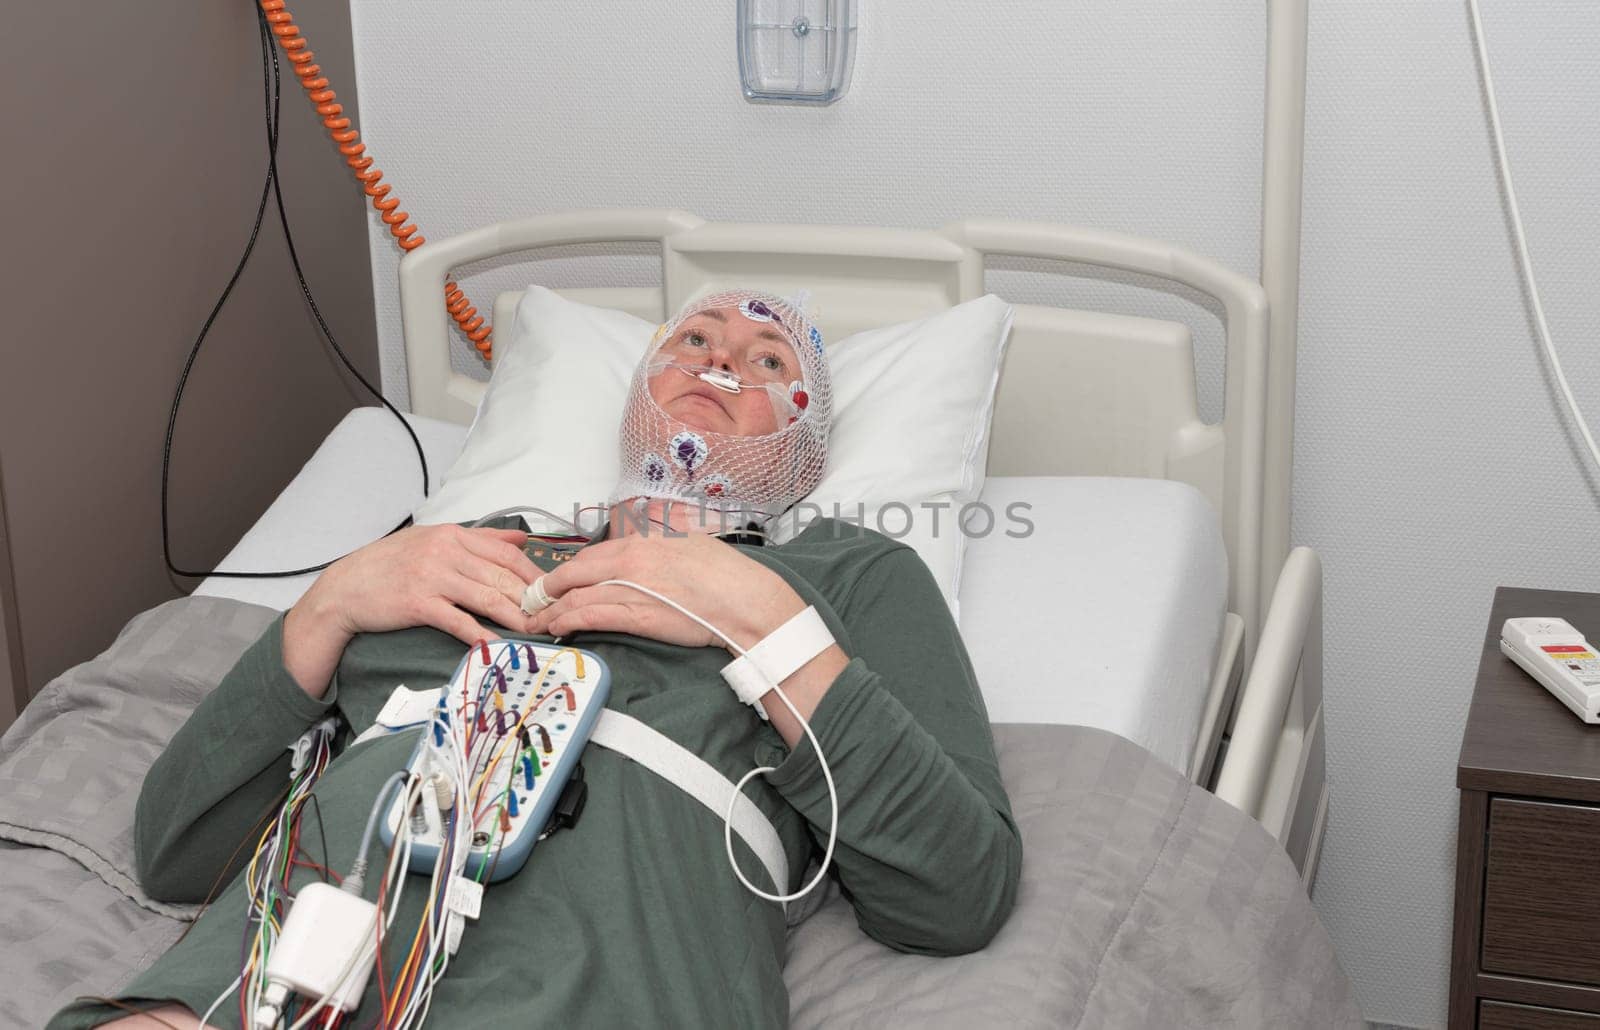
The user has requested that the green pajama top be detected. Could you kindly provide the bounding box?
[52,520,1022,1029]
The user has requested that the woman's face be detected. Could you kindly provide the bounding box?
[646,306,800,437]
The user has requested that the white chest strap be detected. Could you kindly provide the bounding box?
[354,690,790,899]
[589,709,790,899]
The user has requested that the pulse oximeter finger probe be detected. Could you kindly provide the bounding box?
[520,576,555,615]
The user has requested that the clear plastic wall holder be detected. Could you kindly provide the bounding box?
[737,0,857,104]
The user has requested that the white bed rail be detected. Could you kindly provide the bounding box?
[399,209,704,427]
[1214,546,1326,885]
[941,220,1269,652]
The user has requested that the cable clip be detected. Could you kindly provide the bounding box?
[447,876,484,920]
[443,870,483,958]
[288,717,339,779]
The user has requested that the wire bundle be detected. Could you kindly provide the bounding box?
[365,763,457,1029]
[369,642,579,1028]
[459,644,578,869]
[247,724,333,1027]
[217,642,580,1029]
[194,720,337,1028]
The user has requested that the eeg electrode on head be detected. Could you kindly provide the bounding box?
[611,289,832,525]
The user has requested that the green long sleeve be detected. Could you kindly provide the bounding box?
[133,615,338,904]
[757,543,1022,954]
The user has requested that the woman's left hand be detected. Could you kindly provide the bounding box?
[524,533,806,653]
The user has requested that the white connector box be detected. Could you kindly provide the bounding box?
[263,881,379,1013]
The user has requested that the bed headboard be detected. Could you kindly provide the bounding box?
[395,0,1308,664]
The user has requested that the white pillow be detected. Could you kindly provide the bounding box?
[412,287,647,529]
[771,296,1014,614]
[412,286,1014,613]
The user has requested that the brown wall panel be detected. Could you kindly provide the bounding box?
[0,0,378,708]
[0,465,20,726]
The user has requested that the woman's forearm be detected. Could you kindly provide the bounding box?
[280,522,541,700]
[282,593,352,701]
[763,660,1023,955]
[717,577,850,749]
[756,644,849,749]
[758,544,1023,954]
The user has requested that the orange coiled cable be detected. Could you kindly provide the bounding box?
[258,0,494,360]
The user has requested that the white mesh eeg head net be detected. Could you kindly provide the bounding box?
[611,288,832,525]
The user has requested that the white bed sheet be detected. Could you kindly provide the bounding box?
[194,408,467,612]
[197,409,1227,773]
[956,477,1227,776]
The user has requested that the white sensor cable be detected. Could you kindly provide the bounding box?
[1468,0,1600,476]
[197,972,245,1030]
[591,578,839,904]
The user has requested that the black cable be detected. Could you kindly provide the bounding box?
[260,16,430,510]
[161,4,429,580]
[302,792,333,885]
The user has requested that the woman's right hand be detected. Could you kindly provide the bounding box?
[282,524,540,699]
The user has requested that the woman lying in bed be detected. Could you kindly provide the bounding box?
[60,290,1022,1029]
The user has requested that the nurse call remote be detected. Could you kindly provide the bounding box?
[1500,617,1600,724]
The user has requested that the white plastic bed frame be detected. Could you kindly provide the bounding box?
[393,0,1325,886]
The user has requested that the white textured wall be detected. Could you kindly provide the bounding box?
[350,0,1265,417]
[1298,2,1600,1026]
[349,2,1600,1025]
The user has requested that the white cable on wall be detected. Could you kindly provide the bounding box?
[1468,0,1600,476]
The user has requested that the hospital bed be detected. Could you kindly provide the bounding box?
[0,1,1355,1025]
[378,194,1329,880]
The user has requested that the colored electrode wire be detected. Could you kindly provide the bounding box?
[201,718,336,1028]
[162,4,428,580]
[240,675,486,1027]
[380,708,475,1030]
[464,647,569,801]
[257,0,495,360]
[283,729,462,1029]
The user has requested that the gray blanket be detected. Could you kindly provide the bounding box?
[0,596,1361,1029]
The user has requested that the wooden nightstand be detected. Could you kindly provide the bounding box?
[1452,587,1600,1029]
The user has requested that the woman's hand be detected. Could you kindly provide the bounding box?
[529,532,850,748]
[525,533,806,653]
[283,524,540,699]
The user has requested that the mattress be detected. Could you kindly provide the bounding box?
[198,408,1228,773]
[956,477,1228,776]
